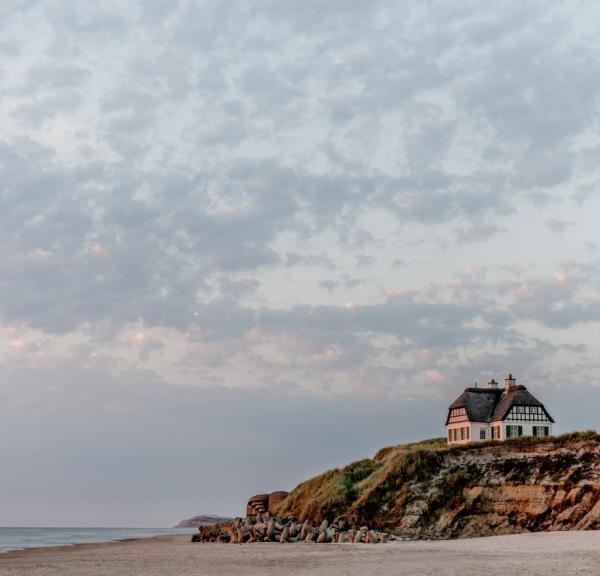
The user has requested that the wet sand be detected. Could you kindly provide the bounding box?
[1,531,599,575]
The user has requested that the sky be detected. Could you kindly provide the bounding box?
[1,0,600,527]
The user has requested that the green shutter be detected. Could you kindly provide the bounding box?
[506,426,511,438]
[544,426,549,437]
[518,426,523,437]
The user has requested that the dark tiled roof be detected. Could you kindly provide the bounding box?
[445,384,555,424]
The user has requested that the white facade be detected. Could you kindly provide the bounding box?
[447,420,553,444]
[495,419,553,440]
[447,421,489,444]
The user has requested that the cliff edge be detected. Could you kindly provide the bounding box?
[275,431,600,538]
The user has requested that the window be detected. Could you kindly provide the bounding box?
[506,425,521,438]
[533,426,550,437]
[451,426,472,442]
[480,428,486,440]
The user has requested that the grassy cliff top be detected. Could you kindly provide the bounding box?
[275,431,600,526]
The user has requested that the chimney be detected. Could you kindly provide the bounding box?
[504,373,516,392]
[486,378,498,389]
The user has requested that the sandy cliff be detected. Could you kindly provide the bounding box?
[275,431,600,538]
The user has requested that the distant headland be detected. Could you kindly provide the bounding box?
[175,514,233,528]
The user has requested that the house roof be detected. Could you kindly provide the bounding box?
[491,385,555,423]
[446,387,502,424]
[445,383,555,424]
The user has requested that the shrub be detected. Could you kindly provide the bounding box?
[340,458,382,502]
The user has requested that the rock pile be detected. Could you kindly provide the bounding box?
[191,515,395,544]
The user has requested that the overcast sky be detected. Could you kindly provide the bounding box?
[2,0,600,527]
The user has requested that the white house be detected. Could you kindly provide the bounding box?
[445,375,554,445]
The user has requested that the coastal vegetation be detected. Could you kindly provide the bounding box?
[274,431,600,538]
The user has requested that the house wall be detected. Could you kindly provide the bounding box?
[447,420,553,444]
[494,419,553,440]
[447,422,489,444]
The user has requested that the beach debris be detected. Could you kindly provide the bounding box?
[191,514,396,544]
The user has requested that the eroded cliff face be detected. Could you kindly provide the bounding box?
[275,433,600,539]
[400,439,600,538]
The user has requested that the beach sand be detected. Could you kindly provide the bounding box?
[1,531,599,575]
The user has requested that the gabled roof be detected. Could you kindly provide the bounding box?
[446,387,502,424]
[445,383,555,424]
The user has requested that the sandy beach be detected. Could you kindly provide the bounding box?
[1,531,599,575]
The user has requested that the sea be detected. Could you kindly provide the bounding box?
[0,527,195,553]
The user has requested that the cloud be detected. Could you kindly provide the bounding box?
[509,269,600,329]
[354,254,377,267]
[0,1,597,372]
[455,223,504,243]
[319,280,339,292]
[545,218,574,235]
[1,0,600,524]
